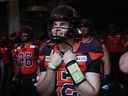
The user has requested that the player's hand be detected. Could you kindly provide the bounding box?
[100,75,111,95]
[63,50,76,64]
[48,50,62,70]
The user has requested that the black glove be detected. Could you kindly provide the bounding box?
[100,75,111,96]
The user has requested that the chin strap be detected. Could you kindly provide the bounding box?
[52,36,65,43]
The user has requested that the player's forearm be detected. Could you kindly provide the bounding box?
[38,69,56,96]
[104,62,111,75]
[102,44,111,75]
[77,73,100,96]
[77,81,99,96]
[102,55,111,75]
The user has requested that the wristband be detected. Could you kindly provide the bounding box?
[48,63,57,70]
[67,60,86,86]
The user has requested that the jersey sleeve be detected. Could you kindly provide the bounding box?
[38,51,46,72]
[87,59,103,73]
[88,40,103,73]
[79,39,104,73]
[38,45,52,72]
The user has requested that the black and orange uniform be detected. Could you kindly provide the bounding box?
[0,47,11,81]
[12,43,39,96]
[103,32,125,96]
[104,33,124,81]
[0,46,12,96]
[39,38,103,96]
[104,33,124,54]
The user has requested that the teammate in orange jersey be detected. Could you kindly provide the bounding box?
[77,18,111,96]
[0,35,13,96]
[12,26,39,96]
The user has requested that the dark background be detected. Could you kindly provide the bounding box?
[0,1,128,36]
[19,0,128,25]
[0,2,8,35]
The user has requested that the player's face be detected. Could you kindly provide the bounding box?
[51,21,70,37]
[80,26,89,36]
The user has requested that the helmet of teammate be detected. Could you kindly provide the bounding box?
[19,25,33,43]
[78,18,96,37]
[107,24,117,34]
[0,35,8,47]
[48,5,79,43]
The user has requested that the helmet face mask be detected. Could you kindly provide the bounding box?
[48,5,78,43]
[51,21,70,37]
[20,32,32,42]
[18,25,33,43]
[51,20,70,43]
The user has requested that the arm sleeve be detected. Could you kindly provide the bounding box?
[87,59,103,73]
